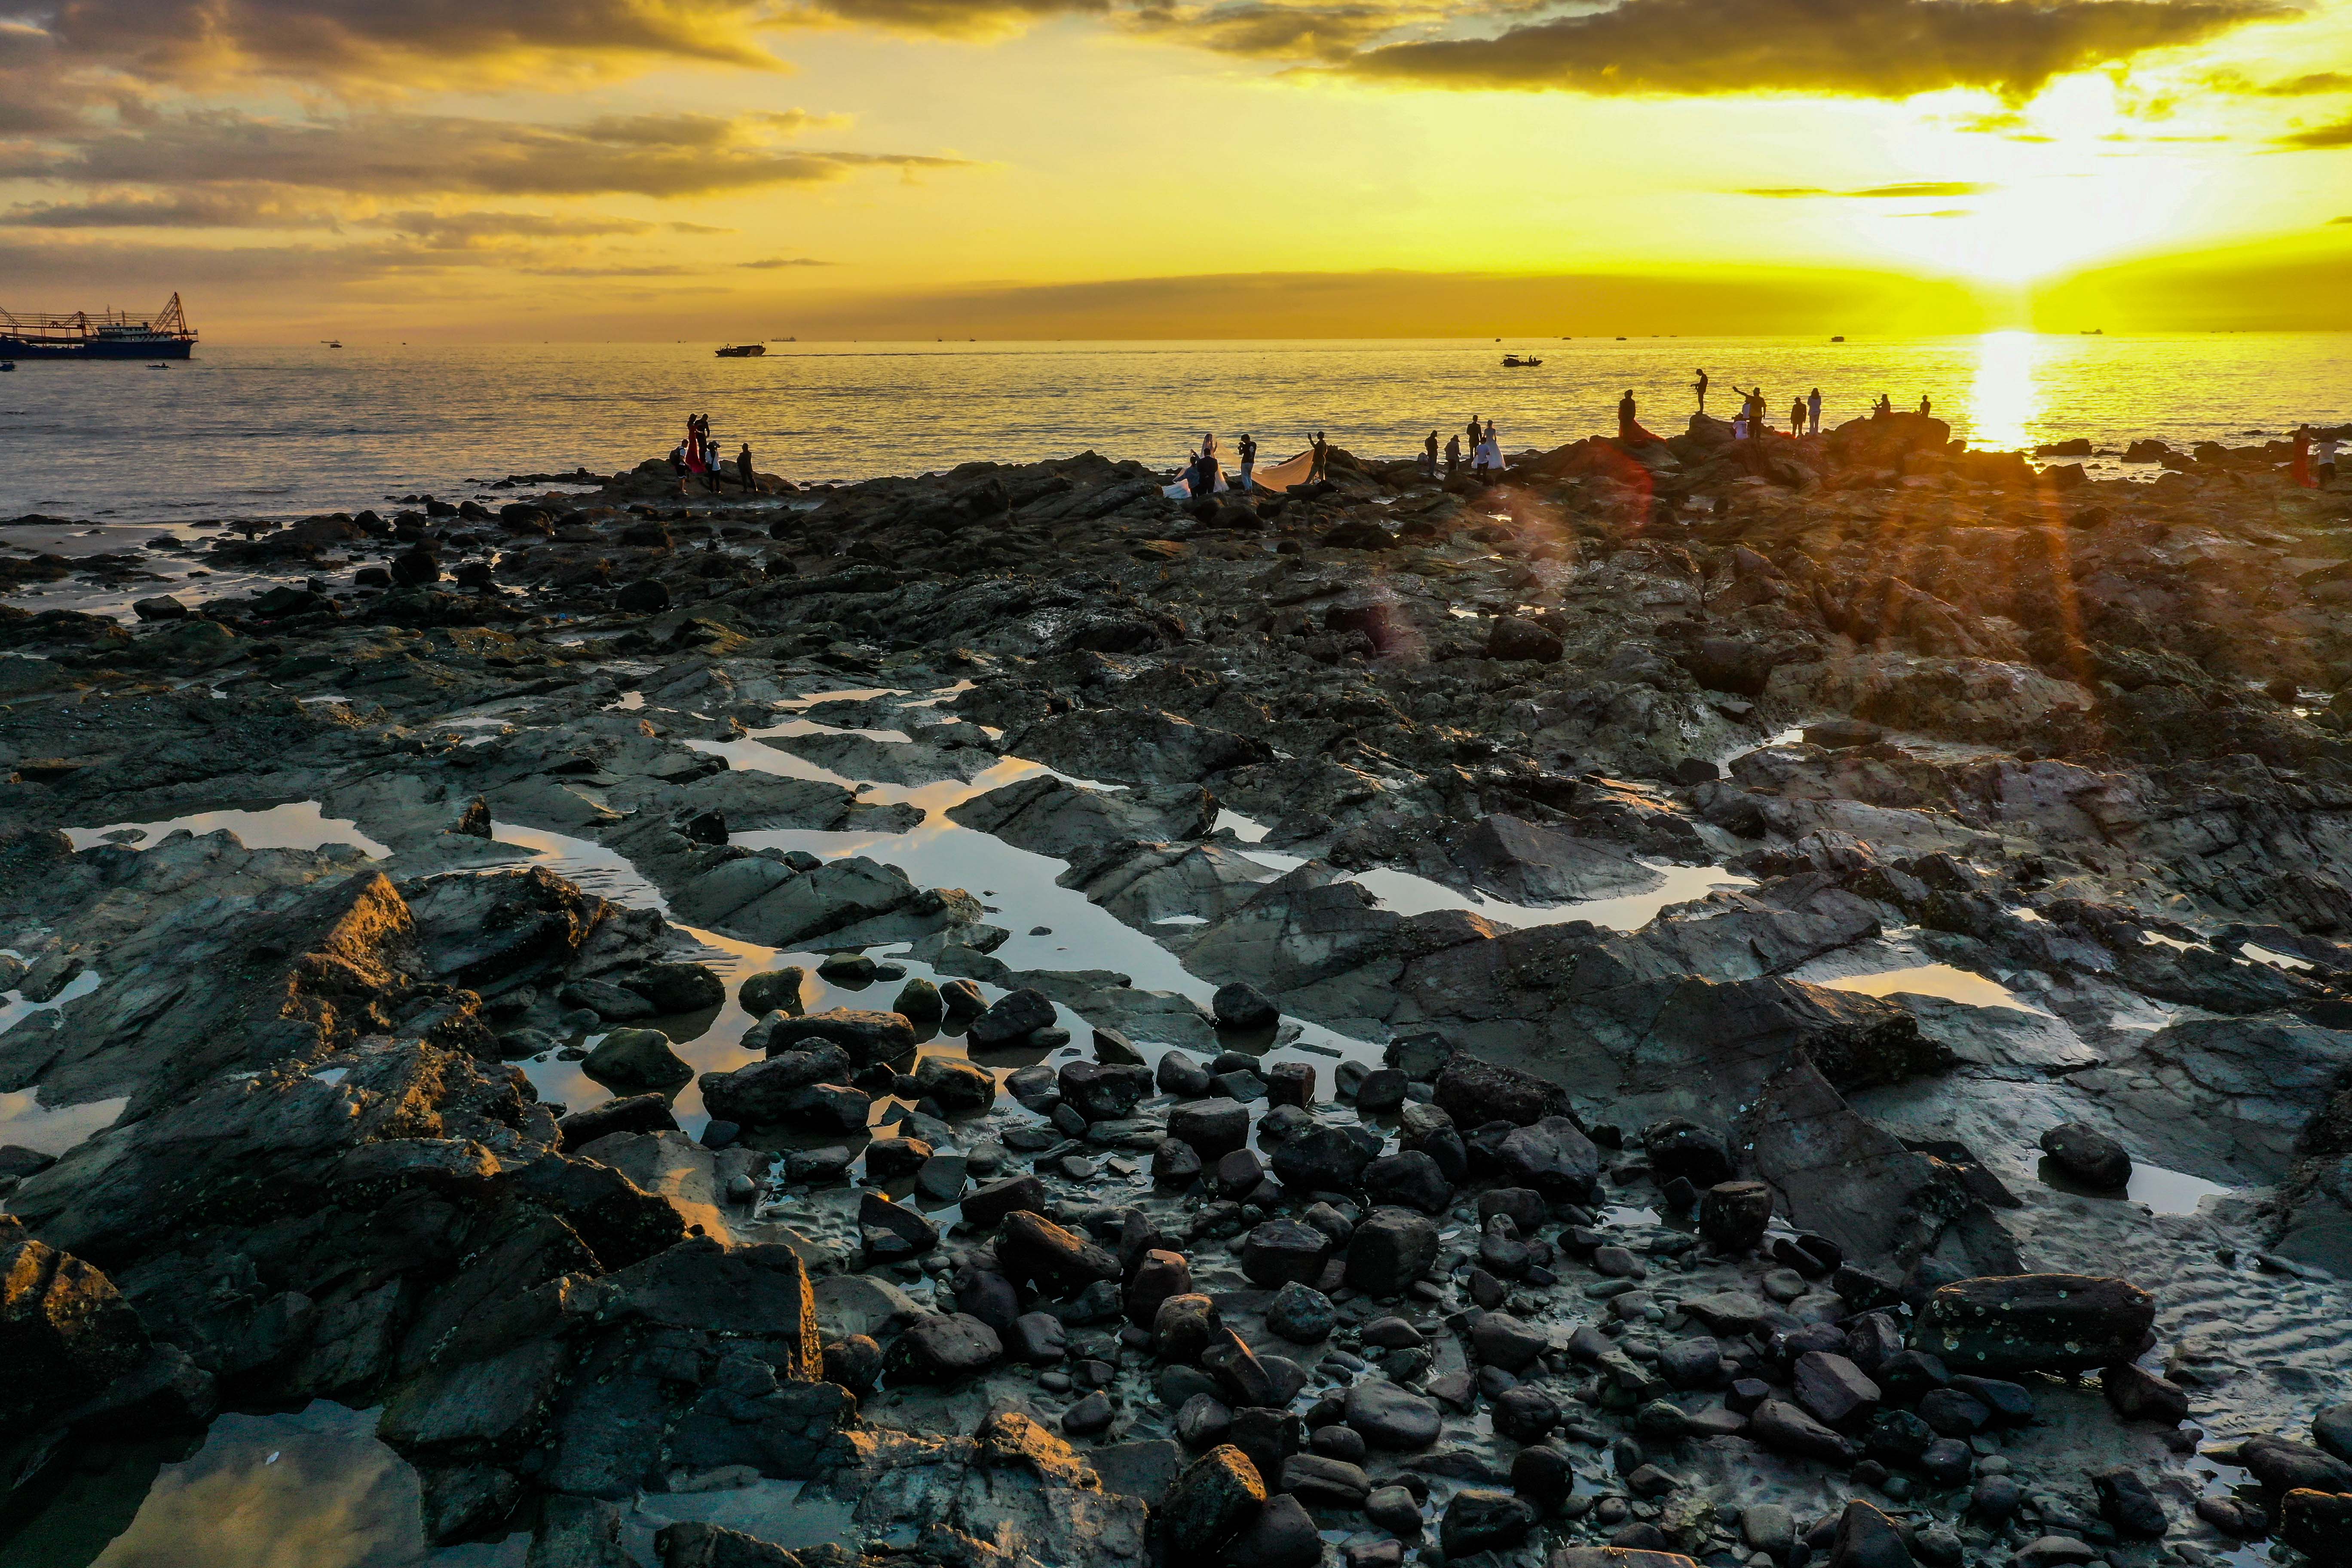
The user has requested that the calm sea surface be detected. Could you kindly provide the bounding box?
[2,334,2347,523]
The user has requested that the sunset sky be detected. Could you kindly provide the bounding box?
[2,0,2348,338]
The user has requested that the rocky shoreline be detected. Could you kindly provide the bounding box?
[6,410,2352,1568]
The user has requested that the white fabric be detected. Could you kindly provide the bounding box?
[1161,459,1229,499]
[1248,450,1317,492]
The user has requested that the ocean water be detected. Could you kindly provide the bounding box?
[0,333,2347,524]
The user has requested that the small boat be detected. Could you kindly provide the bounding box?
[2081,328,2104,336]
[322,339,341,348]
[1501,354,1544,368]
[147,362,168,369]
[1830,334,1846,342]
[715,343,766,358]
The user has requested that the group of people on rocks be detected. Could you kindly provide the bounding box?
[1416,418,1503,483]
[670,413,756,497]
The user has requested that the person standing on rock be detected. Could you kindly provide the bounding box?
[670,441,690,498]
[1237,432,1256,488]
[1693,368,1709,411]
[1618,390,1638,440]
[1466,415,1482,456]
[737,442,757,492]
[1790,395,1807,436]
[1308,432,1329,484]
[2292,426,2316,487]
[1919,394,1933,417]
[1421,430,1438,478]
[1731,385,1766,438]
[1444,432,1461,478]
[1807,387,1822,435]
[2318,431,2340,489]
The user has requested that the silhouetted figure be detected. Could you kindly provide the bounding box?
[1790,396,1806,436]
[1693,369,1709,411]
[1421,431,1438,478]
[1444,434,1461,478]
[1807,387,1822,435]
[1874,393,1893,416]
[1237,432,1256,487]
[737,442,756,491]
[1618,390,1638,440]
[1919,395,1933,417]
[1308,432,1329,484]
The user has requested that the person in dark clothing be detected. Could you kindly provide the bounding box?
[1693,368,1709,411]
[1444,433,1461,478]
[737,443,756,491]
[1422,430,1439,478]
[1237,432,1256,488]
[1308,432,1329,484]
[1618,390,1638,440]
[1466,416,1482,454]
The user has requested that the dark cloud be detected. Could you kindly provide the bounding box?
[739,255,833,266]
[0,186,337,226]
[2,110,968,196]
[2276,117,2352,148]
[2260,71,2352,95]
[1739,181,1991,198]
[40,0,775,83]
[775,0,1107,36]
[383,209,657,242]
[1331,0,2281,101]
[1125,2,1421,61]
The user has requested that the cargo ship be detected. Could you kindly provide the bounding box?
[0,293,197,359]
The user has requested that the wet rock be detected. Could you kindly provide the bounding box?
[1436,1054,1567,1127]
[1699,1181,1773,1253]
[557,1093,678,1151]
[622,962,724,1013]
[1125,1250,1193,1326]
[1472,1312,1550,1372]
[1346,1378,1442,1450]
[1238,1221,1334,1288]
[1177,1393,1233,1448]
[2102,1361,2190,1424]
[1498,1116,1603,1201]
[1153,1140,1204,1186]
[1645,1119,1735,1187]
[1161,1443,1266,1554]
[1154,1293,1224,1363]
[2039,1122,2132,1189]
[858,1191,939,1262]
[1795,1351,1880,1427]
[1346,1207,1440,1297]
[2092,1465,2168,1538]
[1363,1151,1452,1214]
[0,1237,154,1433]
[1271,1122,1380,1191]
[890,1313,1003,1380]
[912,1055,995,1112]
[1494,1384,1562,1442]
[1264,1060,1314,1108]
[1827,1499,1913,1568]
[756,1008,916,1065]
[968,987,1056,1047]
[698,1046,852,1125]
[962,1173,1047,1227]
[1917,1275,2156,1374]
[2280,1489,2352,1563]
[1213,981,1280,1029]
[582,1026,693,1091]
[1282,1452,1372,1509]
[1158,1051,1215,1098]
[1264,1282,1335,1343]
[2318,1403,2352,1463]
[1749,1399,1857,1464]
[1059,1060,1152,1121]
[2234,1434,2352,1498]
[1170,1097,1251,1158]
[996,1211,1120,1295]
[1488,616,1564,664]
[1445,1488,1541,1556]
[821,1334,883,1393]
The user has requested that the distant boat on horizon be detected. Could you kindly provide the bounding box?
[1502,354,1543,368]
[1831,335,1846,342]
[716,343,767,357]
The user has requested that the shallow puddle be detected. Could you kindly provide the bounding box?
[61,802,391,859]
[0,1401,518,1568]
[1818,962,2049,1015]
[1238,848,1752,934]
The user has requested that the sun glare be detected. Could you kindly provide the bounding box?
[1966,329,2041,452]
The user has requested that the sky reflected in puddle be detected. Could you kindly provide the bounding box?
[1820,962,2049,1015]
[62,802,392,859]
